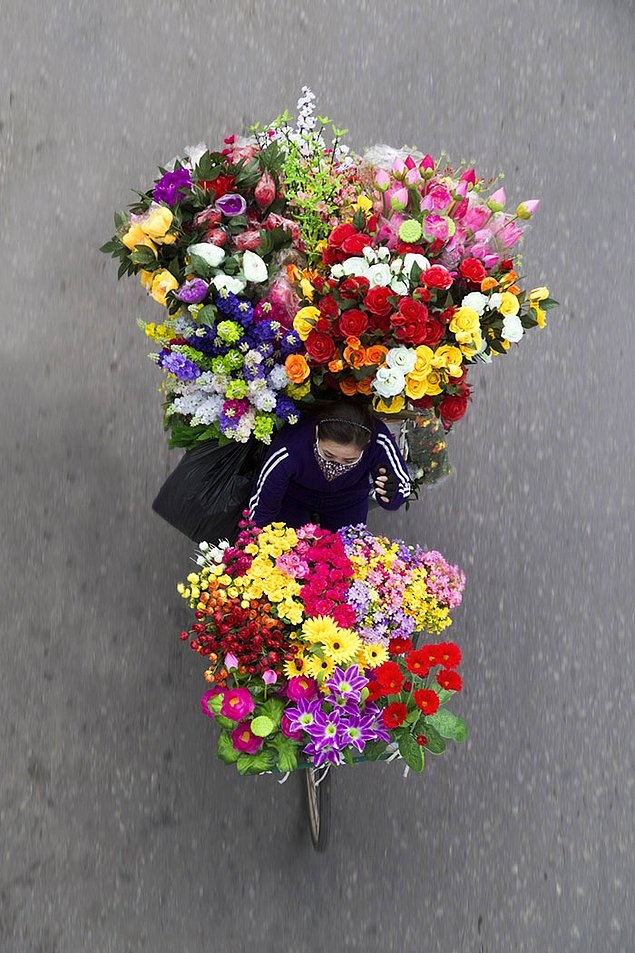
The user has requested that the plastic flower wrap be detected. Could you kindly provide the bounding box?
[177,518,466,775]
[103,87,556,446]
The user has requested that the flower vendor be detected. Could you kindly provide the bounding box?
[249,400,411,531]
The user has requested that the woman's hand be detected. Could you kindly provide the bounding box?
[373,466,396,503]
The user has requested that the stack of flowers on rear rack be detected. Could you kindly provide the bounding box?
[177,518,466,775]
[102,87,557,447]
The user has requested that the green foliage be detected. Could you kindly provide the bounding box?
[426,708,468,743]
[217,731,240,764]
[398,732,425,772]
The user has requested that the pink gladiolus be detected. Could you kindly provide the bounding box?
[374,167,391,191]
[254,171,276,209]
[497,220,524,249]
[231,721,263,754]
[390,187,409,211]
[516,199,540,220]
[487,188,506,212]
[220,687,256,721]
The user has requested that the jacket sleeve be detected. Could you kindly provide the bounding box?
[372,423,411,511]
[248,443,293,527]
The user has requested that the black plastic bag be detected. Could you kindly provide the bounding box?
[152,438,265,544]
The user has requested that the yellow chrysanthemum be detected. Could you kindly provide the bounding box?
[359,642,389,669]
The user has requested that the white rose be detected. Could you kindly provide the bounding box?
[390,277,409,295]
[488,292,503,311]
[386,346,417,374]
[330,264,345,279]
[341,256,370,277]
[242,250,268,283]
[188,243,226,267]
[367,263,392,287]
[363,245,378,262]
[462,291,488,315]
[402,253,430,278]
[212,274,246,295]
[371,366,407,398]
[501,314,524,343]
[376,246,391,261]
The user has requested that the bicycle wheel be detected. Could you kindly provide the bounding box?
[305,765,331,852]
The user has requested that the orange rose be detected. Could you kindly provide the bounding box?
[343,344,367,369]
[480,276,498,292]
[365,344,389,366]
[285,353,310,384]
[328,357,344,373]
[339,377,358,396]
[356,376,373,396]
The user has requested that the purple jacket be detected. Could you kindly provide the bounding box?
[249,417,411,531]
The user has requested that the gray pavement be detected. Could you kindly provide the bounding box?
[1,1,634,951]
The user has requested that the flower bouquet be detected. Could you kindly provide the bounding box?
[178,518,466,775]
[102,87,556,451]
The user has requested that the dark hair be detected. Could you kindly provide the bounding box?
[315,401,375,449]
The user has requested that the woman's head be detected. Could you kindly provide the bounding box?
[315,401,374,463]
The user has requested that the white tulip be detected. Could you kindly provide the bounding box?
[212,274,246,294]
[188,243,226,267]
[242,250,268,283]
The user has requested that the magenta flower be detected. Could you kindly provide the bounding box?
[390,187,409,211]
[231,721,263,754]
[201,686,226,719]
[220,687,256,721]
[262,669,278,686]
[215,193,247,217]
[374,167,391,191]
[280,711,304,741]
[286,675,319,701]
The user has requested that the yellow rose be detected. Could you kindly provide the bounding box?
[459,330,484,357]
[449,307,480,344]
[293,306,320,341]
[497,291,520,317]
[373,395,405,414]
[529,287,550,328]
[150,270,179,307]
[407,345,434,379]
[422,369,444,396]
[529,287,549,302]
[121,223,157,255]
[404,375,430,400]
[139,270,155,291]
[432,344,463,376]
[140,206,174,241]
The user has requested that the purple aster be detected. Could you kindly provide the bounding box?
[340,714,375,753]
[303,741,344,768]
[360,703,391,744]
[304,709,343,751]
[158,351,200,381]
[215,192,247,217]
[176,278,209,304]
[153,167,192,205]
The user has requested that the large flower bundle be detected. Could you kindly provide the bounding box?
[177,519,466,775]
[103,87,556,444]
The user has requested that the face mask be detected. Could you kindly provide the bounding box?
[314,439,364,481]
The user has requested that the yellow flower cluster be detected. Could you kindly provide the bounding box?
[404,343,465,399]
[402,568,452,634]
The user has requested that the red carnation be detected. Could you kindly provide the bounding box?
[422,264,454,290]
[341,233,372,255]
[328,222,357,248]
[436,642,462,669]
[405,649,431,677]
[305,331,336,364]
[437,669,463,692]
[365,679,385,702]
[459,257,488,283]
[364,285,394,316]
[373,661,405,694]
[413,689,440,715]
[200,174,235,199]
[381,702,408,729]
[338,308,369,338]
[388,636,413,655]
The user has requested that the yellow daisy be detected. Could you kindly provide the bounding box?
[359,642,389,669]
[318,627,361,665]
[305,654,336,681]
[301,615,340,644]
[283,652,309,680]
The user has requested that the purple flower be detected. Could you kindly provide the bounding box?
[153,168,192,205]
[280,329,302,356]
[158,352,201,381]
[285,697,322,734]
[220,687,255,721]
[215,192,247,217]
[305,709,343,750]
[274,395,298,422]
[176,278,209,304]
[303,741,344,768]
[324,665,368,702]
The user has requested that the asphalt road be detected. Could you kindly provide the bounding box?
[1,2,634,951]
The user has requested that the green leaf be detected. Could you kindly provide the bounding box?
[275,742,299,774]
[216,731,240,764]
[215,714,240,730]
[398,732,425,772]
[197,304,217,327]
[259,697,285,725]
[352,208,366,231]
[205,693,224,715]
[426,708,468,742]
[362,740,389,761]
[130,246,158,267]
[187,253,213,279]
[250,715,275,738]
[421,723,446,754]
[236,750,276,776]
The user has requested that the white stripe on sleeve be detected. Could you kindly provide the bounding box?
[248,447,290,515]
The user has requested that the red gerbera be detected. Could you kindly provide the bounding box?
[413,689,440,715]
[405,649,430,677]
[388,636,413,655]
[373,661,404,694]
[437,669,463,692]
[436,642,462,669]
[381,702,408,729]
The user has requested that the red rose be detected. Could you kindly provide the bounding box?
[392,315,427,346]
[437,669,462,692]
[316,318,331,332]
[418,318,445,347]
[304,330,336,364]
[405,649,430,677]
[398,297,428,322]
[328,222,357,248]
[318,295,340,319]
[341,233,372,255]
[413,689,440,715]
[414,287,431,302]
[381,702,408,729]
[322,244,342,266]
[373,661,404,694]
[338,309,369,338]
[501,258,514,271]
[459,257,488,283]
[369,312,392,334]
[339,275,370,299]
[438,393,469,423]
[422,264,454,290]
[410,395,435,410]
[364,286,394,316]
